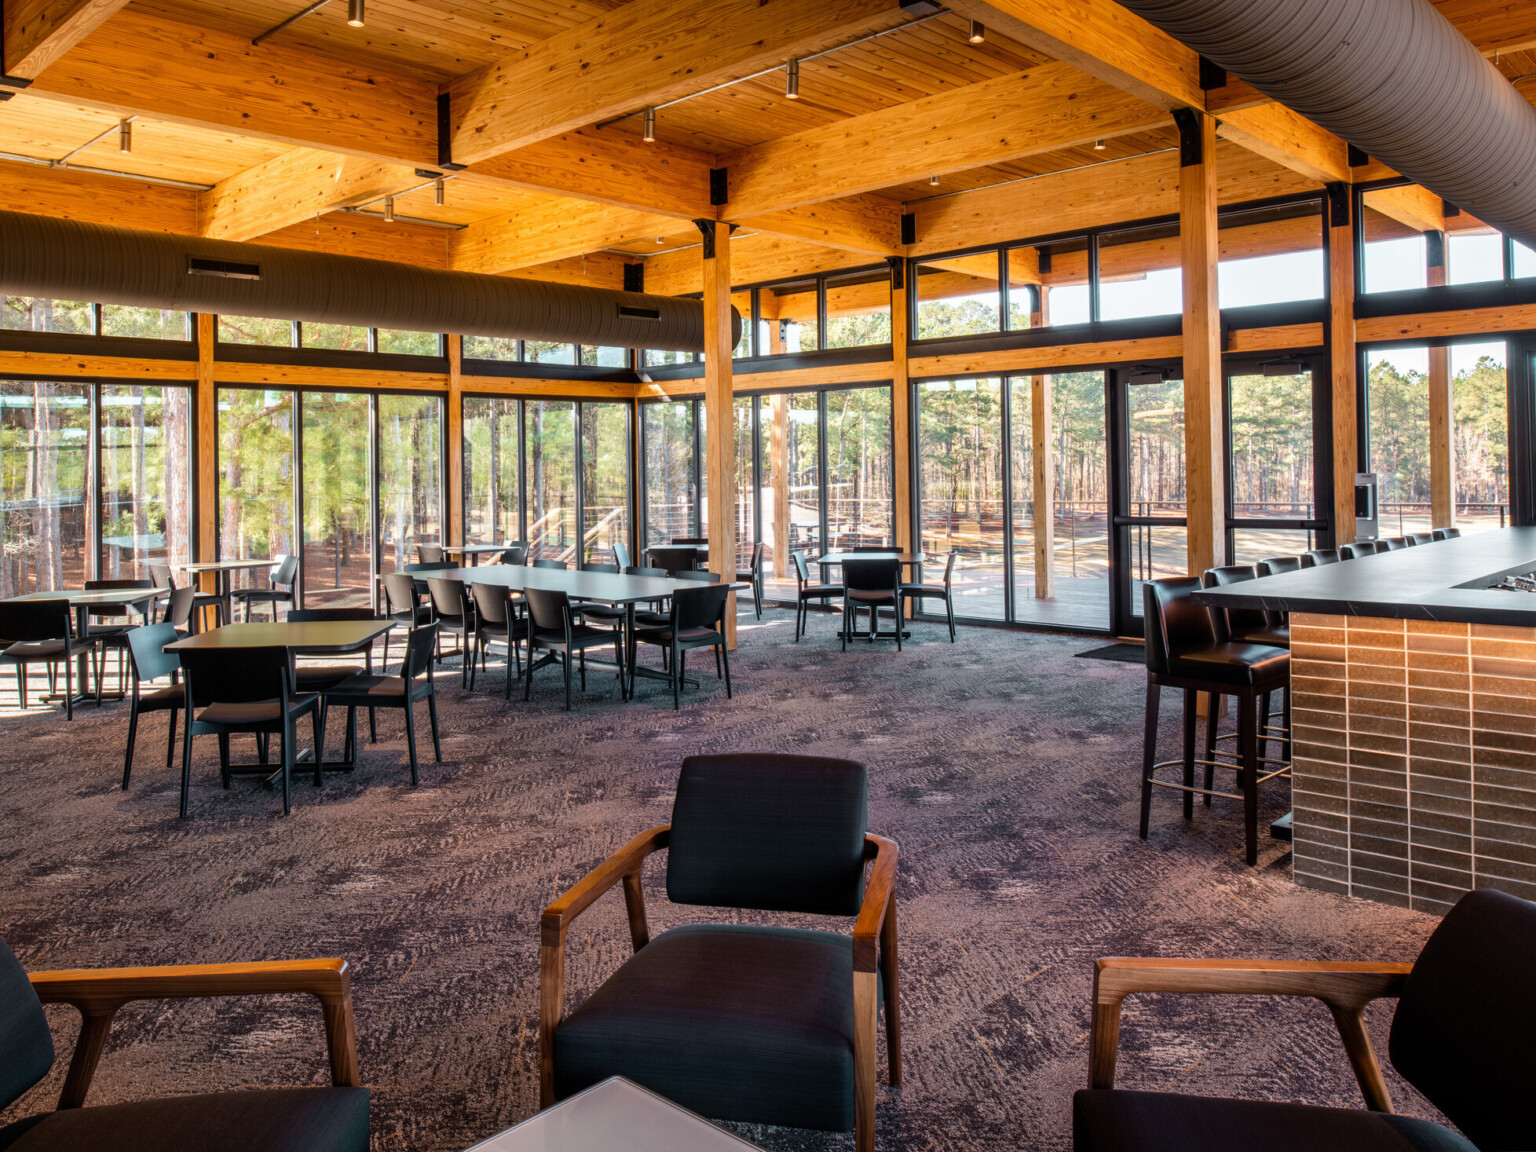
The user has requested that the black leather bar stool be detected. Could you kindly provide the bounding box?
[1202,564,1291,769]
[1433,527,1461,540]
[1300,548,1339,566]
[1255,556,1300,578]
[1339,541,1374,560]
[1382,536,1410,550]
[1141,577,1290,865]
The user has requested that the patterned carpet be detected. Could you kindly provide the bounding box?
[0,608,1449,1150]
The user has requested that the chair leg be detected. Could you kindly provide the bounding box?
[1240,691,1260,866]
[313,707,325,787]
[16,665,26,711]
[1181,689,1197,820]
[672,643,680,710]
[894,597,902,652]
[524,647,535,702]
[1203,693,1218,806]
[946,594,955,642]
[1139,678,1159,840]
[427,691,441,762]
[165,708,178,769]
[218,733,231,788]
[1260,690,1273,764]
[279,719,293,816]
[63,657,72,721]
[403,697,419,786]
[123,701,140,789]
[720,642,732,699]
[563,652,572,712]
[179,722,194,819]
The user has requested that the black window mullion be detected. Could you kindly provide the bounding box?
[574,401,586,565]
[293,390,305,609]
[517,398,528,544]
[88,382,102,582]
[1001,375,1016,623]
[692,398,703,539]
[817,391,829,555]
[1088,231,1102,323]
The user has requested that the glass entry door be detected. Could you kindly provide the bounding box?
[1226,358,1324,562]
[1112,367,1187,635]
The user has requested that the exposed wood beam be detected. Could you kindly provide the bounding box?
[944,0,1203,111]
[700,221,737,646]
[1364,183,1445,234]
[442,0,901,167]
[1330,196,1358,546]
[507,252,636,290]
[201,149,418,242]
[1180,113,1223,579]
[447,199,677,274]
[258,214,449,268]
[1216,102,1351,185]
[735,194,904,257]
[0,157,196,232]
[643,233,863,297]
[722,64,1169,219]
[1432,0,1536,57]
[2,0,127,79]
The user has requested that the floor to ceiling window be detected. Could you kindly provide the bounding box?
[1228,366,1318,562]
[218,388,295,592]
[640,399,697,549]
[377,395,442,573]
[526,401,577,564]
[581,402,631,564]
[1123,373,1188,617]
[301,392,372,606]
[462,397,523,547]
[758,391,823,597]
[99,385,194,581]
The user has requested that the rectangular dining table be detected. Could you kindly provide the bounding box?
[440,543,517,566]
[5,586,170,704]
[173,558,274,626]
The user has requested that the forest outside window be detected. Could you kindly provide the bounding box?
[4,297,191,340]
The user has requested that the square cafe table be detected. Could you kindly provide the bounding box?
[440,543,518,566]
[816,551,926,641]
[4,586,169,705]
[173,558,275,625]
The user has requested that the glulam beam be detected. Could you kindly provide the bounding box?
[1215,103,1352,185]
[1180,113,1224,577]
[200,149,418,242]
[2,0,127,79]
[447,201,678,274]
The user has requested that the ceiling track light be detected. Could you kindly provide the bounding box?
[785,57,800,99]
[1094,139,1106,150]
[118,118,132,153]
[968,19,985,43]
[347,0,364,27]
[642,106,656,142]
[383,195,395,222]
[929,175,940,186]
[433,177,445,206]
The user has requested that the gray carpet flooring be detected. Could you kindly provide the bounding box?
[0,608,1448,1150]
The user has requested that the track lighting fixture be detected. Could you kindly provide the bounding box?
[642,106,656,142]
[655,235,665,245]
[383,195,394,222]
[347,0,364,27]
[785,58,800,99]
[118,119,132,153]
[434,178,445,206]
[968,19,985,43]
[1094,139,1106,150]
[929,175,940,186]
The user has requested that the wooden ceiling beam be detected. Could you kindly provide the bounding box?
[2,0,128,79]
[0,157,196,232]
[642,234,867,297]
[1364,183,1446,234]
[1215,102,1352,186]
[441,0,903,167]
[258,214,450,268]
[736,194,904,257]
[446,200,679,275]
[200,149,419,242]
[721,63,1170,219]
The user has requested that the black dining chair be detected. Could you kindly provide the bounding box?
[418,544,445,564]
[632,584,733,709]
[122,622,184,790]
[1077,887,1535,1152]
[841,557,903,652]
[676,570,721,583]
[469,582,520,695]
[523,587,625,711]
[231,554,298,622]
[575,562,628,631]
[901,552,957,642]
[540,754,899,1152]
[736,541,765,619]
[1407,532,1436,545]
[1382,536,1410,550]
[532,558,569,571]
[152,561,224,631]
[162,585,198,641]
[381,571,426,669]
[285,608,382,748]
[671,536,708,545]
[177,645,323,817]
[1339,542,1375,560]
[83,578,154,695]
[792,550,842,642]
[1256,556,1301,578]
[1435,527,1462,539]
[647,546,698,576]
[626,566,673,629]
[318,624,441,785]
[1299,548,1340,567]
[497,543,529,566]
[425,576,475,685]
[611,540,632,570]
[0,599,99,719]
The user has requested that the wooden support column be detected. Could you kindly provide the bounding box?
[890,259,913,554]
[447,334,464,546]
[770,394,790,578]
[1177,110,1224,576]
[1427,234,1455,530]
[195,313,217,566]
[1328,183,1359,545]
[700,220,738,648]
[1030,285,1054,599]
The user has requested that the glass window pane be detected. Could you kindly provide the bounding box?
[217,388,294,593]
[1514,239,1536,279]
[642,400,695,548]
[580,345,630,368]
[1129,525,1189,617]
[463,397,523,546]
[526,341,576,365]
[643,349,696,367]
[581,402,630,565]
[1361,190,1428,294]
[526,400,576,564]
[760,280,819,353]
[1366,347,1432,536]
[1004,247,1042,330]
[99,385,192,582]
[100,307,189,340]
[1229,370,1314,522]
[915,257,1000,338]
[1097,223,1182,321]
[3,297,94,334]
[377,329,440,355]
[825,272,891,348]
[302,323,370,351]
[734,397,755,569]
[377,395,441,572]
[1,381,91,593]
[1232,528,1314,566]
[1026,237,1092,328]
[1447,228,1503,286]
[1452,341,1508,535]
[1127,375,1186,518]
[759,393,821,598]
[464,336,521,361]
[1218,201,1325,308]
[301,393,372,607]
[218,316,294,346]
[917,378,1005,620]
[731,291,752,358]
[825,386,891,552]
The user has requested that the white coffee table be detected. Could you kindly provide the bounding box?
[463,1077,765,1151]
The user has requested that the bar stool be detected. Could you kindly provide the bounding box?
[1202,564,1291,766]
[1256,556,1301,578]
[1141,577,1290,865]
[1300,548,1339,567]
[1370,540,1393,553]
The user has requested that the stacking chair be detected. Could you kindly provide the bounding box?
[676,570,721,583]
[318,624,441,785]
[231,554,298,622]
[1299,548,1340,566]
[286,608,382,749]
[632,584,732,709]
[1202,565,1291,770]
[83,578,154,695]
[575,562,628,631]
[840,557,903,652]
[901,552,957,642]
[792,550,842,642]
[470,582,521,696]
[1256,556,1301,578]
[647,546,697,576]
[497,543,528,565]
[541,754,899,1152]
[671,536,708,545]
[736,541,765,620]
[626,566,672,629]
[163,586,198,641]
[0,599,98,719]
[1339,542,1375,560]
[152,561,224,631]
[1407,532,1436,545]
[1076,887,1535,1152]
[381,571,427,668]
[611,540,632,570]
[1434,527,1462,539]
[425,576,475,685]
[532,558,569,570]
[1140,577,1289,865]
[122,622,184,790]
[0,937,367,1152]
[177,645,323,817]
[523,587,625,711]
[418,544,445,564]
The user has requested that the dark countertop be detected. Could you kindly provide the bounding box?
[1192,527,1536,626]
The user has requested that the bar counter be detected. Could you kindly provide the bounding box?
[1196,528,1536,913]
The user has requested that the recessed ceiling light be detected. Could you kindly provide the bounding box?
[929,175,940,186]
[1094,139,1106,150]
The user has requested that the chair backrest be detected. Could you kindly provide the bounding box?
[1440,527,1462,539]
[648,546,697,576]
[523,586,570,633]
[843,557,900,592]
[1371,540,1393,554]
[418,544,445,564]
[470,582,510,625]
[127,622,180,684]
[671,537,708,545]
[612,541,632,570]
[426,576,469,620]
[584,562,620,574]
[400,622,439,681]
[851,545,891,552]
[791,550,812,585]
[1301,548,1340,567]
[1382,537,1409,551]
[0,938,53,1113]
[626,566,667,578]
[1339,542,1374,560]
[164,585,196,629]
[180,646,291,708]
[676,570,721,583]
[1431,529,1449,541]
[1389,888,1536,1151]
[148,562,172,588]
[404,561,452,575]
[666,754,869,916]
[1201,564,1266,637]
[1256,556,1301,578]
[497,544,529,566]
[672,583,730,632]
[940,551,958,586]
[1408,532,1436,545]
[1142,576,1213,676]
[746,541,764,573]
[0,599,71,644]
[270,553,298,588]
[382,572,421,617]
[287,607,378,623]
[532,558,568,571]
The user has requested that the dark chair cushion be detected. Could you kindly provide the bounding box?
[667,754,868,915]
[1167,642,1289,686]
[196,699,315,726]
[1235,624,1290,648]
[0,940,52,1113]
[323,675,408,703]
[846,590,895,603]
[1389,887,1536,1151]
[634,626,722,646]
[135,685,184,713]
[1072,1089,1472,1152]
[553,924,856,1132]
[901,583,947,597]
[799,585,842,599]
[294,666,364,692]
[2,641,71,660]
[0,1087,369,1152]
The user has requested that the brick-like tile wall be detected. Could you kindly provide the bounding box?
[1291,612,1536,913]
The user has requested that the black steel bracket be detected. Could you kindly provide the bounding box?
[1325,182,1351,229]
[709,167,728,206]
[1172,108,1203,167]
[435,94,467,171]
[1197,57,1227,91]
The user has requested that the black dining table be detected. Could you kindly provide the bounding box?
[5,586,169,704]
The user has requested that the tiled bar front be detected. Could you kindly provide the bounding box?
[1290,613,1536,912]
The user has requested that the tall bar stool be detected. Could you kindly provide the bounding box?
[1141,577,1290,865]
[1202,564,1291,766]
[1370,540,1393,553]
[1255,556,1301,578]
[1300,548,1339,567]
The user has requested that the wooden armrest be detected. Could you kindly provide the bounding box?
[540,825,670,948]
[30,959,360,1107]
[852,834,899,973]
[1090,957,1412,1112]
